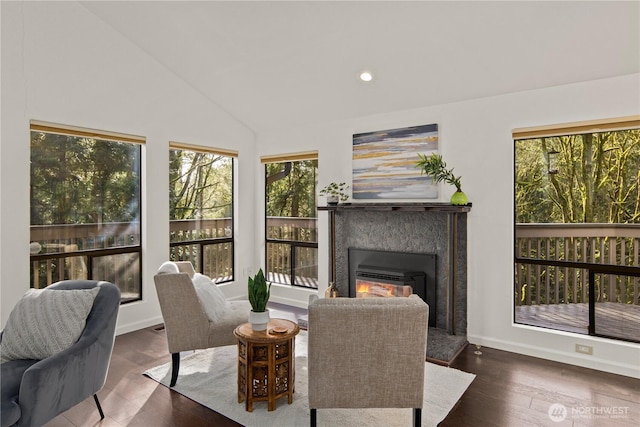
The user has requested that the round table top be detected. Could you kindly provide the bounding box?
[234,318,300,343]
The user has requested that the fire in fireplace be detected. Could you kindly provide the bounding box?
[348,248,436,327]
[355,265,424,299]
[356,281,412,298]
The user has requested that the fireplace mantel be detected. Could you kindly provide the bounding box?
[318,202,471,213]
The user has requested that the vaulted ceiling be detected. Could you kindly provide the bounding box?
[82,1,640,134]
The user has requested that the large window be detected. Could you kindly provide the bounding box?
[30,121,143,303]
[263,152,318,289]
[169,143,235,282]
[513,117,640,342]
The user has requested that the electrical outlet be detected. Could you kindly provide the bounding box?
[575,344,593,355]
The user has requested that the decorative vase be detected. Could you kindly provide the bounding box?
[326,195,339,205]
[450,190,468,205]
[324,282,339,298]
[249,309,270,331]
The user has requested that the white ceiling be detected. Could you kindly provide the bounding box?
[82,1,640,134]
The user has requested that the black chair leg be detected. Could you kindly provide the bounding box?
[170,352,180,387]
[413,407,421,427]
[310,408,317,427]
[93,394,104,419]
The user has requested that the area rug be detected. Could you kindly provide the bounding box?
[144,332,475,426]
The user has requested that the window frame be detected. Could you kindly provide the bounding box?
[168,142,236,282]
[262,151,319,289]
[29,120,144,304]
[512,116,640,343]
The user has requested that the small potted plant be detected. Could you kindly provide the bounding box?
[319,182,350,205]
[248,268,271,331]
[415,153,468,205]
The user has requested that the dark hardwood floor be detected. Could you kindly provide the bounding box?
[444,345,638,427]
[46,324,639,426]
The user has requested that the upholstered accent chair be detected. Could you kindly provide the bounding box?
[154,261,251,386]
[0,280,120,427]
[308,295,429,427]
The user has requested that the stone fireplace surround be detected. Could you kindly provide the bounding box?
[319,202,470,363]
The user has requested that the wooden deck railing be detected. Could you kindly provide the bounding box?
[30,222,142,300]
[170,218,232,240]
[30,217,320,291]
[170,218,233,279]
[266,216,318,288]
[170,216,318,286]
[30,222,141,249]
[515,223,640,306]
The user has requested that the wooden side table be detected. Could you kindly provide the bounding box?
[234,318,300,412]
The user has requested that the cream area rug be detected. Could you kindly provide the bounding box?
[144,331,475,427]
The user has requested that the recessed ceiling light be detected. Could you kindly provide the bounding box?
[359,71,374,82]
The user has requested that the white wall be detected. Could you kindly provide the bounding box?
[258,73,640,378]
[0,2,256,334]
[2,1,638,378]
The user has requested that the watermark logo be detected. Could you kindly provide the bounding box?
[548,403,567,422]
[548,403,629,422]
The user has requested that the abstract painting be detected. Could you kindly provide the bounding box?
[352,124,438,199]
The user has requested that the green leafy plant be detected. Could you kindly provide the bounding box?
[248,268,271,312]
[415,153,463,192]
[319,182,350,201]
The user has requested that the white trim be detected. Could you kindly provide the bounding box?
[468,330,640,378]
[116,316,164,336]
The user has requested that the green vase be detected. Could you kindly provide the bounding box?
[450,190,468,205]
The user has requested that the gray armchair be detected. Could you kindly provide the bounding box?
[1,280,120,427]
[308,295,429,427]
[154,261,251,386]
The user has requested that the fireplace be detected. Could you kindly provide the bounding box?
[319,202,470,363]
[349,248,436,327]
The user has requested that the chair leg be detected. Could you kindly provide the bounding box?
[170,352,180,387]
[93,394,104,419]
[310,408,317,427]
[413,407,421,427]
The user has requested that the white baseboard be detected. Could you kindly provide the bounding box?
[468,334,640,379]
[116,316,164,336]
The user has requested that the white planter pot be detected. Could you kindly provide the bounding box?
[326,195,339,205]
[249,309,270,331]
